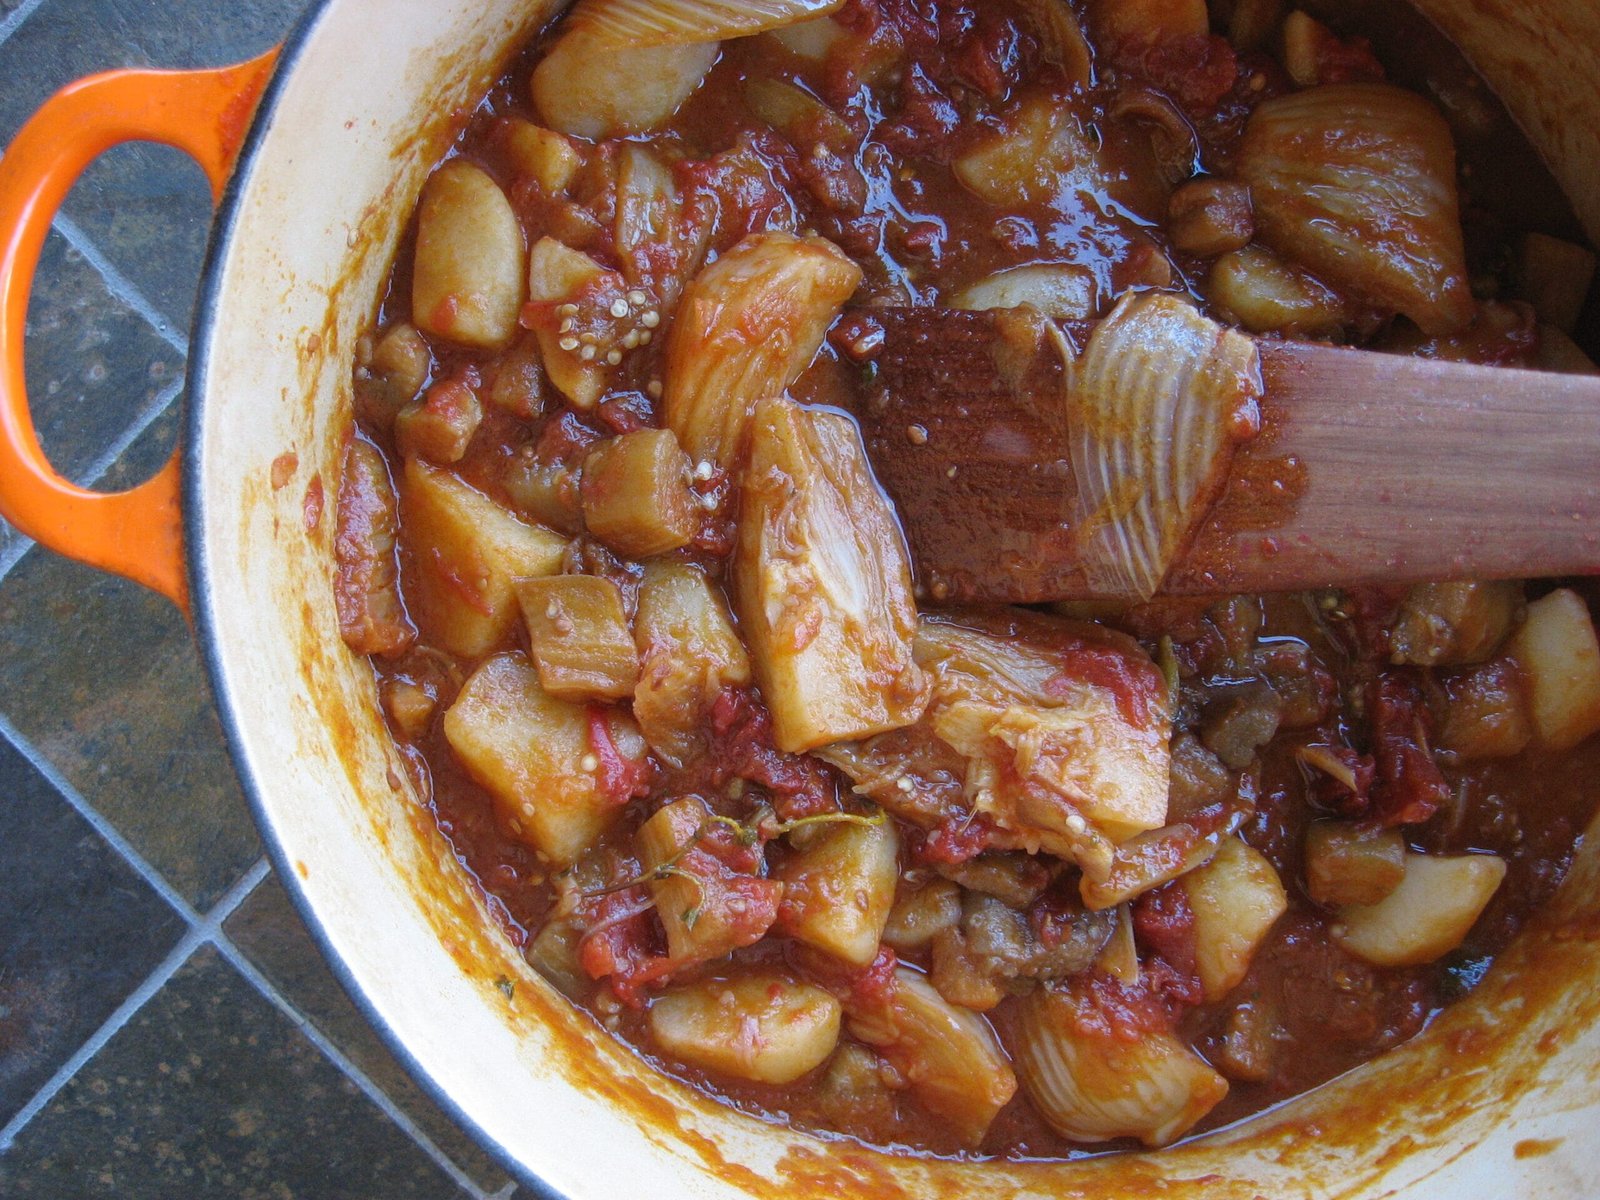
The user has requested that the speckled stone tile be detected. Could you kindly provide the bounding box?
[0,406,260,911]
[0,0,314,331]
[0,228,186,565]
[225,873,515,1192]
[0,736,187,1125]
[0,945,471,1199]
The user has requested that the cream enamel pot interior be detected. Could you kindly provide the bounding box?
[1,1,1598,1196]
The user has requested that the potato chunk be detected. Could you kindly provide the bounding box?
[633,561,751,765]
[847,968,1017,1149]
[664,232,862,469]
[503,118,582,197]
[532,34,717,141]
[399,458,566,658]
[1505,588,1600,750]
[1332,852,1506,967]
[649,973,840,1085]
[411,160,525,349]
[1208,245,1352,337]
[1182,836,1287,1001]
[774,817,899,966]
[581,429,698,558]
[953,90,1108,208]
[950,263,1099,321]
[733,397,929,752]
[443,654,641,865]
[516,575,638,701]
[1014,982,1228,1148]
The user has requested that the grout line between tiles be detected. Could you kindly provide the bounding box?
[212,936,495,1200]
[0,0,47,50]
[53,214,189,355]
[0,858,268,1154]
[0,373,183,592]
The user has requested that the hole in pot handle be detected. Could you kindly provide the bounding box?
[0,49,279,615]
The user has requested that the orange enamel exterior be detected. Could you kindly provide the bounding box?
[0,50,278,614]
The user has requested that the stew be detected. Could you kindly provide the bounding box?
[334,0,1600,1159]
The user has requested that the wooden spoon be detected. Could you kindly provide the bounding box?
[839,307,1600,604]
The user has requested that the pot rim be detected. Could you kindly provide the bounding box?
[179,5,567,1195]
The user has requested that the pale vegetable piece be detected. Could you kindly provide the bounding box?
[734,397,929,752]
[399,458,566,659]
[633,561,751,766]
[916,613,1172,873]
[503,119,583,196]
[649,973,841,1085]
[527,917,588,998]
[1517,232,1596,334]
[1014,983,1228,1147]
[1096,902,1139,984]
[1280,10,1334,87]
[531,30,718,140]
[637,797,781,965]
[444,654,638,865]
[334,438,415,657]
[394,376,483,465]
[768,14,846,60]
[1228,0,1284,53]
[950,263,1099,321]
[1332,853,1506,967]
[664,232,862,469]
[954,90,1108,208]
[1079,820,1221,910]
[882,878,962,952]
[1505,588,1600,750]
[847,968,1017,1148]
[1391,580,1522,667]
[1208,244,1353,337]
[581,429,698,559]
[614,144,708,311]
[1238,83,1474,335]
[516,575,639,701]
[1304,822,1406,908]
[774,817,899,966]
[569,0,845,45]
[1064,292,1263,601]
[1439,658,1533,761]
[1012,0,1092,87]
[1168,179,1254,259]
[1087,0,1208,43]
[411,160,525,350]
[525,237,630,409]
[1182,836,1286,1001]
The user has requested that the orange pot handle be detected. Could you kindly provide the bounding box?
[0,49,279,614]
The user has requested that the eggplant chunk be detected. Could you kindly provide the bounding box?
[649,973,840,1085]
[733,397,929,752]
[1390,581,1522,668]
[443,653,644,866]
[333,438,415,657]
[664,232,862,469]
[516,575,639,702]
[412,160,525,349]
[399,457,566,659]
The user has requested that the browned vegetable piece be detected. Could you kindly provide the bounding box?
[399,457,567,659]
[333,438,415,657]
[443,653,644,866]
[733,396,929,752]
[1237,83,1474,335]
[663,232,863,469]
[516,575,639,702]
[580,429,699,558]
[1168,179,1254,259]
[382,679,436,740]
[1087,0,1208,44]
[1439,657,1533,760]
[1517,231,1596,333]
[1390,580,1522,667]
[484,334,548,422]
[882,878,962,952]
[633,560,752,765]
[394,375,484,465]
[1304,822,1406,908]
[354,322,430,430]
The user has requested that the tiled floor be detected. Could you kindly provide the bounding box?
[0,2,521,1194]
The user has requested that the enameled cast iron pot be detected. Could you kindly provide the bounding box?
[2,2,1598,1195]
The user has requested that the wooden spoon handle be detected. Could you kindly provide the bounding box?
[1171,341,1600,594]
[841,309,1600,603]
